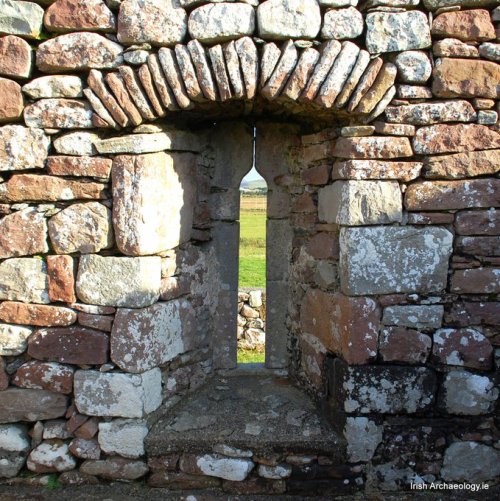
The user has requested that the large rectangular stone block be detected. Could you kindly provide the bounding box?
[74,369,162,418]
[340,226,453,295]
[112,152,196,256]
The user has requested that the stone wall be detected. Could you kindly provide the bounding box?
[238,289,266,352]
[0,0,498,493]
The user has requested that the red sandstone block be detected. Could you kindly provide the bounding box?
[450,268,500,294]
[47,255,76,303]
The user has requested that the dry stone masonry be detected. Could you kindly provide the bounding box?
[0,0,499,496]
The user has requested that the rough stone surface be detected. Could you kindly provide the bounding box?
[479,42,500,62]
[340,226,453,295]
[379,327,432,364]
[24,98,93,129]
[111,299,195,373]
[13,361,74,394]
[117,0,187,46]
[22,75,83,99]
[0,125,50,171]
[424,149,499,179]
[318,180,402,225]
[344,417,383,463]
[98,419,148,459]
[28,326,110,365]
[69,438,101,460]
[180,454,254,481]
[455,208,499,235]
[80,458,148,480]
[331,160,421,182]
[0,0,44,39]
[0,209,48,259]
[383,305,443,329]
[49,202,113,254]
[45,0,115,33]
[0,78,23,123]
[47,156,112,178]
[47,255,76,303]
[0,323,33,356]
[37,32,123,72]
[0,258,49,304]
[0,388,67,424]
[257,0,321,40]
[385,100,476,125]
[0,35,32,79]
[394,51,432,84]
[451,267,500,294]
[27,440,76,473]
[76,255,161,308]
[188,3,255,44]
[432,58,500,99]
[321,7,363,40]
[433,328,493,370]
[433,38,479,58]
[440,371,498,415]
[441,442,500,482]
[74,368,162,418]
[53,131,99,156]
[365,11,431,54]
[0,302,75,327]
[0,424,30,478]
[432,10,496,42]
[112,152,195,256]
[257,464,292,479]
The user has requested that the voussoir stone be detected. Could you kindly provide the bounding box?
[24,98,93,129]
[37,32,123,72]
[340,226,453,295]
[432,58,500,99]
[431,10,495,42]
[0,35,33,79]
[28,326,109,365]
[384,100,476,125]
[0,323,33,356]
[76,254,161,308]
[0,424,30,478]
[257,0,321,40]
[188,3,255,44]
[365,11,431,54]
[22,75,83,99]
[74,368,162,418]
[321,7,364,40]
[44,0,116,33]
[332,136,413,159]
[13,361,74,394]
[48,202,113,254]
[0,258,49,304]
[111,299,195,373]
[424,149,500,179]
[0,388,68,424]
[118,0,187,46]
[0,0,44,39]
[0,78,23,123]
[0,125,49,171]
[0,302,75,327]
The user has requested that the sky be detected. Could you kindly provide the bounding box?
[242,166,263,182]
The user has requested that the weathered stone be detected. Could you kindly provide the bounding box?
[405,179,500,211]
[98,419,147,458]
[433,328,492,370]
[433,38,479,58]
[301,289,379,364]
[331,359,437,414]
[235,36,259,100]
[306,232,339,259]
[340,226,453,295]
[259,42,280,88]
[332,160,421,182]
[257,0,321,40]
[0,258,49,304]
[0,125,49,171]
[479,42,500,63]
[117,0,186,46]
[69,438,101,460]
[54,131,99,156]
[318,180,402,225]
[413,124,500,155]
[0,358,7,390]
[386,100,476,126]
[340,126,374,138]
[80,457,148,480]
[0,424,30,478]
[22,75,83,99]
[13,361,74,394]
[432,58,500,99]
[379,327,432,364]
[78,312,113,332]
[47,255,76,303]
[74,368,162,418]
[149,470,221,489]
[397,85,433,100]
[432,10,495,42]
[174,45,204,102]
[439,371,498,415]
[73,417,99,439]
[45,0,115,34]
[455,209,499,235]
[111,299,194,373]
[456,235,500,256]
[425,150,500,180]
[24,98,93,129]
[48,202,112,255]
[394,51,431,84]
[105,72,143,125]
[258,464,292,479]
[262,40,298,100]
[346,57,383,112]
[0,0,44,39]
[321,7,363,40]
[424,0,498,9]
[383,305,443,329]
[137,64,165,117]
[373,122,416,137]
[441,442,500,482]
[333,136,413,159]
[85,87,118,129]
[188,3,254,44]
[209,45,232,102]
[37,32,123,72]
[477,109,498,124]
[118,65,156,120]
[0,388,67,423]
[180,454,254,481]
[0,323,33,356]
[27,440,76,473]
[76,255,161,308]
[28,326,109,365]
[157,48,191,109]
[354,62,397,114]
[365,11,431,54]
[0,174,107,203]
[112,152,195,256]
[344,417,383,463]
[0,78,23,123]
[187,39,218,101]
[0,209,48,259]
[58,470,100,485]
[0,302,75,327]
[0,35,32,78]
[335,50,371,109]
[47,156,111,179]
[451,267,500,294]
